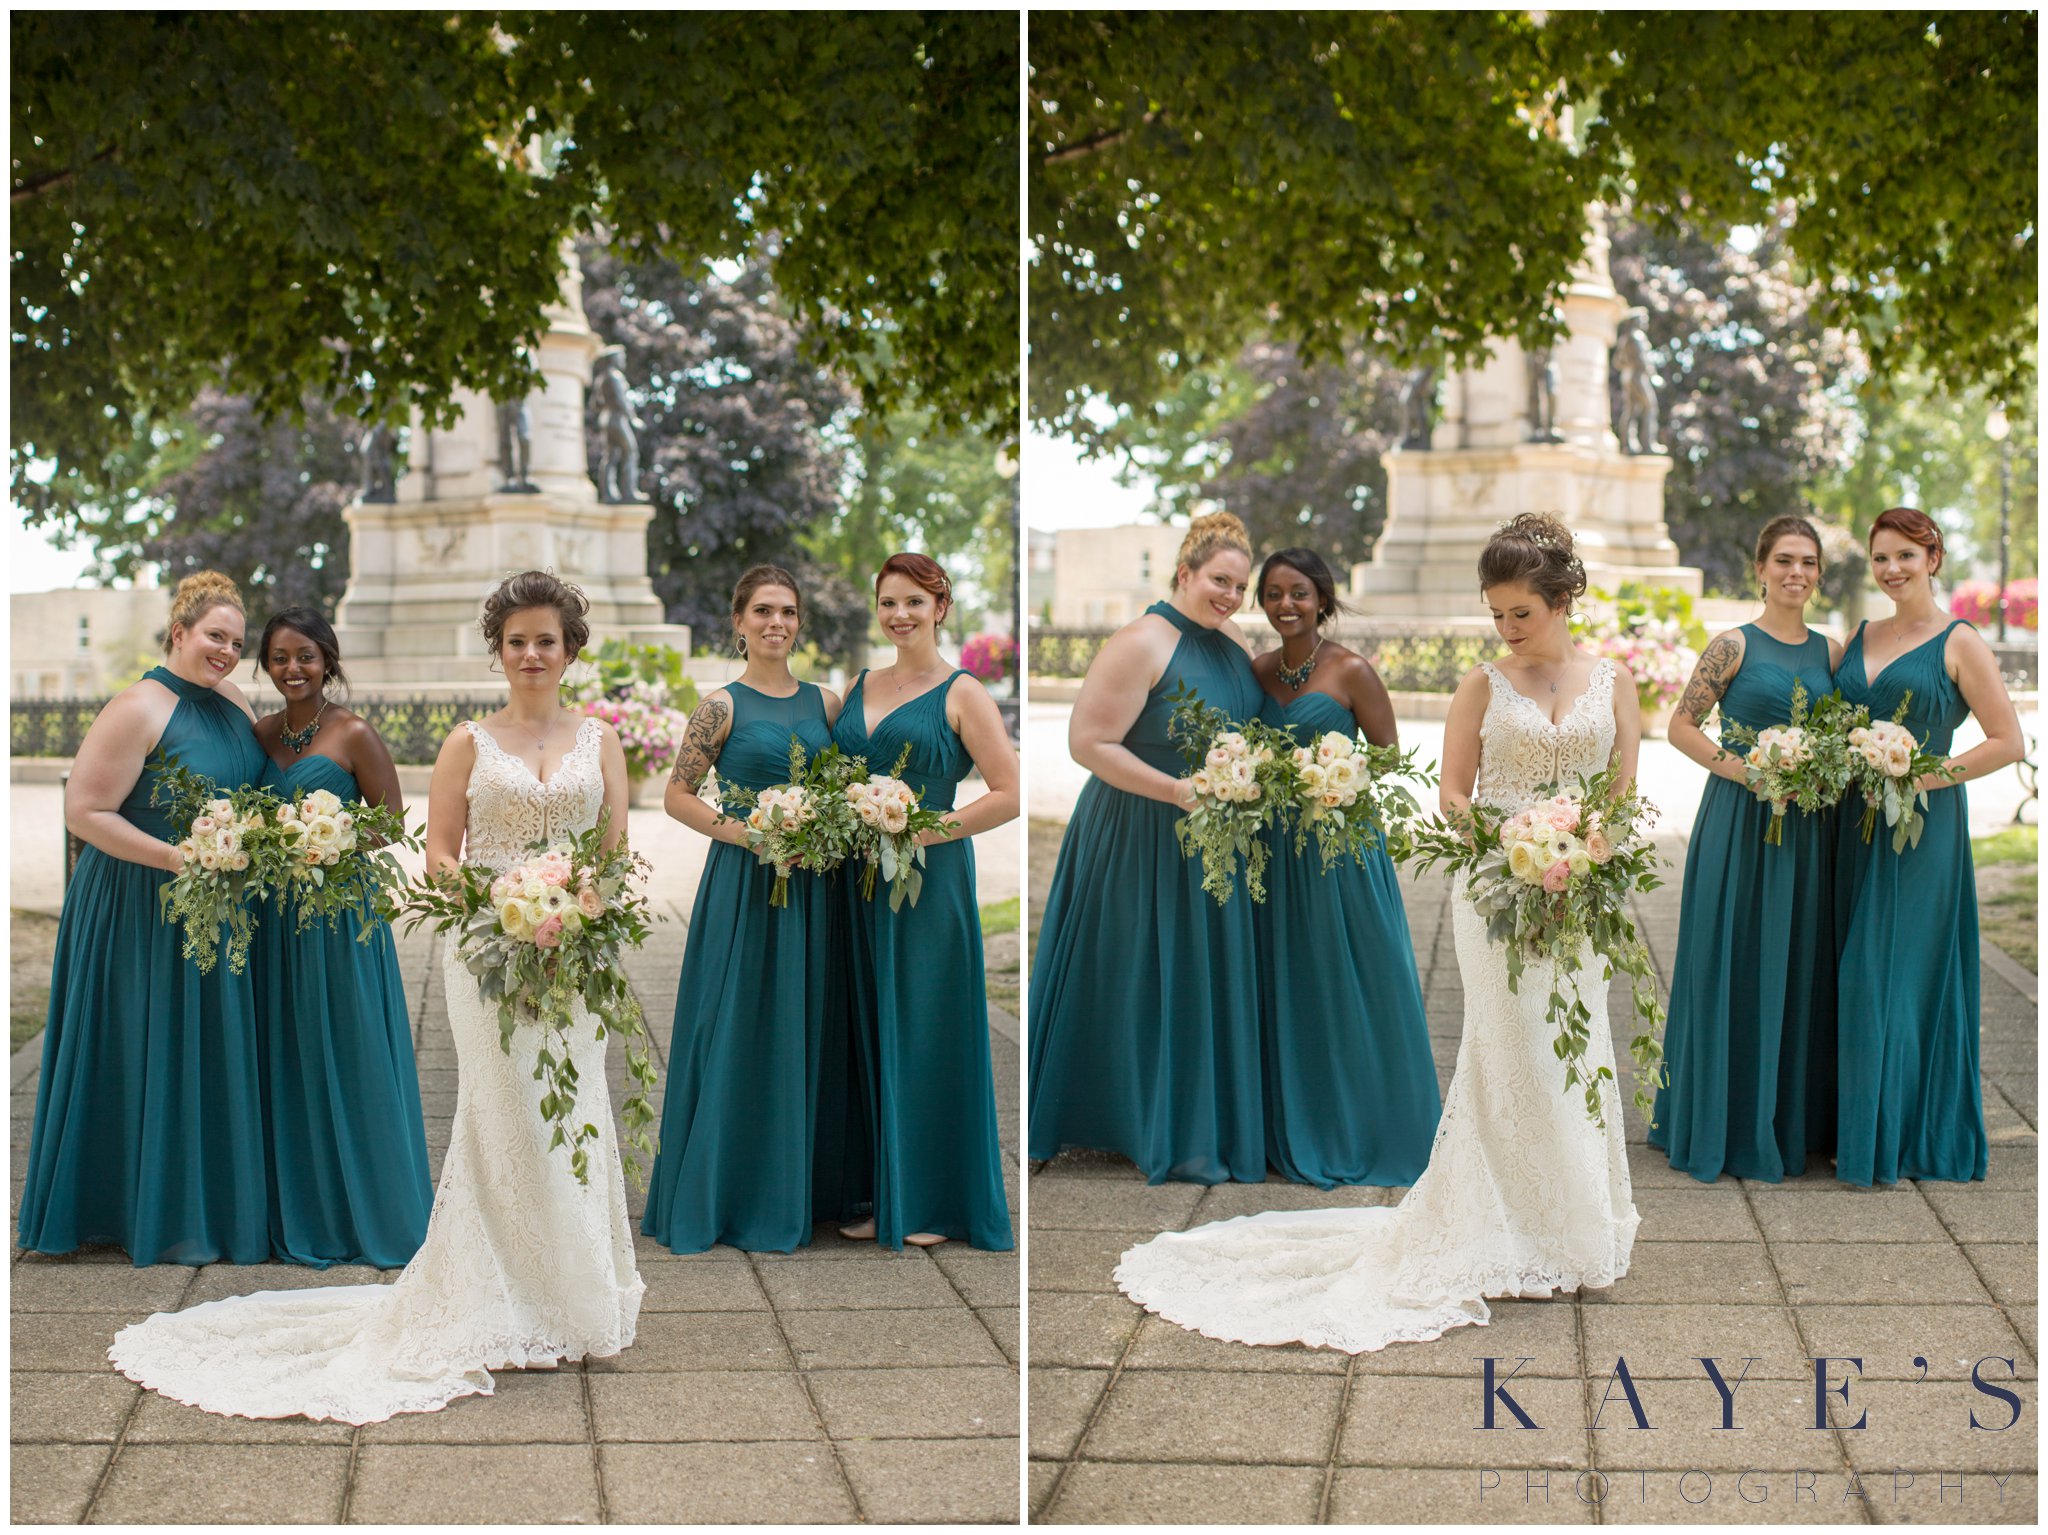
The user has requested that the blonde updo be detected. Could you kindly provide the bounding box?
[1477,513,1587,611]
[1174,511,1253,589]
[162,570,245,655]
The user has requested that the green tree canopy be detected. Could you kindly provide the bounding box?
[1032,10,2035,441]
[13,11,1017,514]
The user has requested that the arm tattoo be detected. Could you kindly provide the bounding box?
[1678,633,1742,726]
[670,698,730,790]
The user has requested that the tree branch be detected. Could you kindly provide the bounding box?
[1042,112,1162,165]
[12,145,120,203]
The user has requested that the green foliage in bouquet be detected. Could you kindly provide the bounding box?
[718,737,866,907]
[1165,680,1293,905]
[1284,733,1441,871]
[270,790,423,936]
[1718,681,1862,846]
[846,741,963,912]
[147,751,282,974]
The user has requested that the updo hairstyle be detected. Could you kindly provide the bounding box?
[731,564,805,623]
[1868,506,1945,578]
[479,570,591,660]
[1753,515,1826,595]
[1476,513,1587,611]
[257,606,349,695]
[163,570,245,655]
[1174,511,1253,589]
[875,552,953,624]
[1257,547,1348,627]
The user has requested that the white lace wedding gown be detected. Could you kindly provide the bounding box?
[109,718,644,1421]
[1115,660,1639,1352]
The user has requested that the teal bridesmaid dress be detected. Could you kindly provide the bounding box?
[1832,619,1985,1185]
[832,671,1015,1250]
[18,666,272,1265]
[642,681,860,1251]
[1028,601,1266,1184]
[254,753,432,1267]
[1650,625,1839,1182]
[1256,690,1439,1187]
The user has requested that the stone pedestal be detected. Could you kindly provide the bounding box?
[1353,207,1700,615]
[336,250,689,697]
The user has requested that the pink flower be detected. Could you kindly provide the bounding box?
[532,914,565,948]
[576,884,604,919]
[539,864,571,887]
[1586,828,1614,864]
[1542,859,1572,893]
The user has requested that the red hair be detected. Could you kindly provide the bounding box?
[875,552,952,622]
[1869,506,1945,577]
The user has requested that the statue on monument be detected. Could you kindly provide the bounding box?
[1524,343,1562,444]
[593,347,644,504]
[359,423,397,503]
[496,393,537,492]
[1615,307,1664,456]
[1397,362,1437,450]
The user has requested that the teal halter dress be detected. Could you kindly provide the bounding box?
[253,752,432,1267]
[1649,625,1839,1182]
[831,671,1015,1249]
[1028,601,1267,1184]
[642,681,861,1251]
[1832,620,1985,1185]
[18,666,272,1264]
[1256,689,1439,1187]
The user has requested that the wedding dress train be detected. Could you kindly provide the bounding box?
[1114,660,1638,1352]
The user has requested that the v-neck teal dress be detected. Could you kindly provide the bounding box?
[642,680,857,1252]
[253,751,432,1268]
[18,667,272,1264]
[1650,625,1840,1183]
[1255,688,1438,1188]
[831,671,1014,1250]
[1028,601,1267,1184]
[1832,620,1985,1185]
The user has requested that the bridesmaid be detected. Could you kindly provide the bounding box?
[833,554,1018,1250]
[642,566,857,1251]
[250,607,432,1267]
[1650,517,1843,1183]
[1251,549,1438,1187]
[1833,508,2023,1185]
[1029,511,1267,1184]
[19,571,271,1265]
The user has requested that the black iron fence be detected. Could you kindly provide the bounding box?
[14,695,508,765]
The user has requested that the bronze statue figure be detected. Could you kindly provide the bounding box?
[1615,308,1663,455]
[496,394,537,492]
[593,347,643,503]
[1524,345,1562,443]
[360,423,397,502]
[1398,362,1437,450]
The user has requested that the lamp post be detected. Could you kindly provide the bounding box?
[1986,405,2012,642]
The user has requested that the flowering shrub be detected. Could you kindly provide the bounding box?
[961,632,1018,684]
[1573,584,1707,714]
[1952,578,2039,632]
[568,678,688,782]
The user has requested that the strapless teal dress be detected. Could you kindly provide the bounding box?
[1650,625,1839,1182]
[1028,601,1266,1184]
[832,671,1014,1249]
[18,667,271,1264]
[1256,689,1438,1187]
[1832,620,1985,1185]
[642,681,863,1251]
[253,752,432,1267]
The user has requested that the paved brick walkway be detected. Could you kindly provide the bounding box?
[1026,828,2037,1526]
[12,904,1021,1524]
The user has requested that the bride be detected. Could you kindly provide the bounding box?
[1116,515,1644,1352]
[111,571,644,1421]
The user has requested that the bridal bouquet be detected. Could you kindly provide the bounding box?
[844,745,959,911]
[1166,682,1292,905]
[268,786,419,934]
[719,738,865,907]
[1283,730,1440,870]
[148,754,279,974]
[387,820,660,1186]
[1718,681,1859,846]
[1407,768,1669,1128]
[1845,695,1960,852]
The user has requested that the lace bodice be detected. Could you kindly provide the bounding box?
[463,718,606,872]
[1474,659,1618,812]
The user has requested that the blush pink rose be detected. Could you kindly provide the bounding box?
[1542,859,1572,893]
[576,885,604,919]
[1585,828,1614,865]
[532,914,565,948]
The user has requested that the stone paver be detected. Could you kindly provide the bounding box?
[12,914,1021,1523]
[1026,817,2038,1525]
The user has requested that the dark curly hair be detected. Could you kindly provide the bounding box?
[1476,514,1587,611]
[479,570,591,659]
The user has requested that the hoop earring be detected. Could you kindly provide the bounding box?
[731,633,748,660]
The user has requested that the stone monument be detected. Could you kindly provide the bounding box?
[335,247,689,696]
[1353,207,1700,614]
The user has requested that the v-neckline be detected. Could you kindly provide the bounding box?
[1856,622,1951,693]
[474,717,591,788]
[1485,659,1604,730]
[857,670,954,740]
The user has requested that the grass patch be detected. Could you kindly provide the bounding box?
[1973,825,2036,974]
[978,896,1019,937]
[11,909,60,1052]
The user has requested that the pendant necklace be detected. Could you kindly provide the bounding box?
[891,662,944,695]
[1529,657,1568,693]
[280,701,327,755]
[1277,639,1322,691]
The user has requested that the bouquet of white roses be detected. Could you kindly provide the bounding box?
[1165,682,1292,905]
[1718,681,1860,846]
[1845,694,1960,853]
[1284,729,1440,870]
[387,819,659,1186]
[1407,768,1669,1128]
[843,745,960,911]
[148,753,280,975]
[269,786,419,934]
[719,738,865,908]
